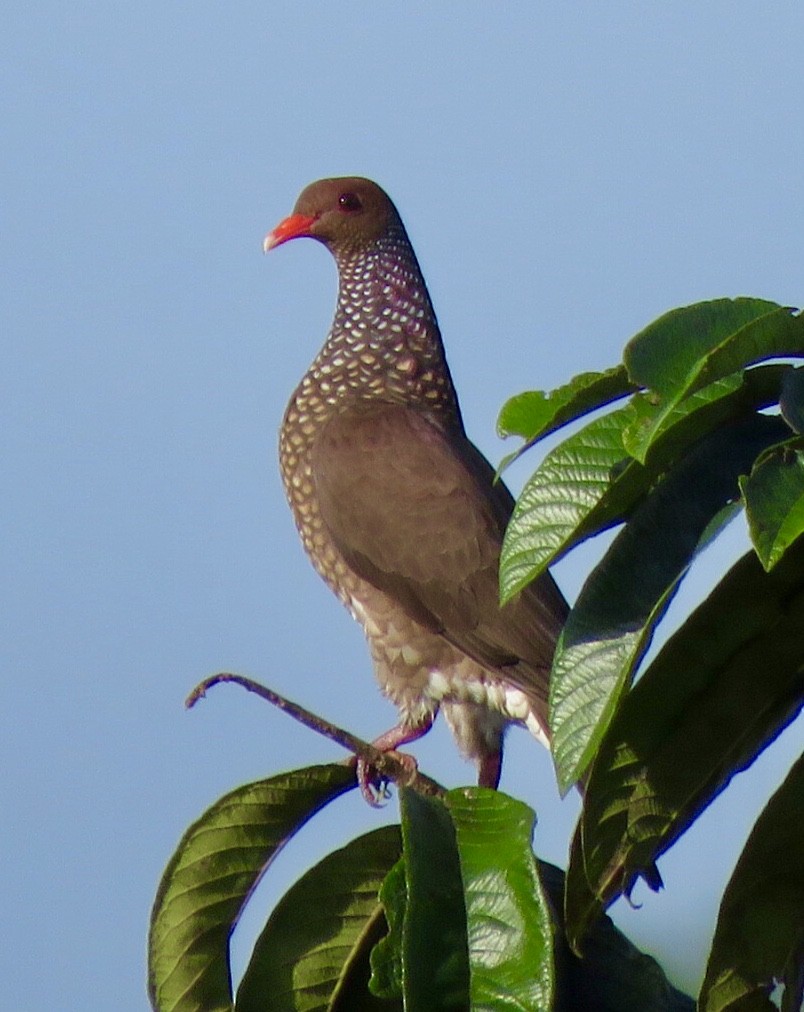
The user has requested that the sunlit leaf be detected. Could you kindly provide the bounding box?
[500,365,789,603]
[551,414,790,794]
[500,405,635,603]
[623,298,782,395]
[446,788,554,1010]
[497,366,637,471]
[623,301,804,460]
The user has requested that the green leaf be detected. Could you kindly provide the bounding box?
[780,365,804,433]
[236,826,402,1012]
[624,302,804,461]
[700,754,804,1012]
[500,405,636,603]
[740,438,804,571]
[445,788,555,1011]
[565,538,804,948]
[623,298,782,395]
[369,859,406,1001]
[496,366,637,471]
[377,800,690,1010]
[621,372,740,459]
[148,765,356,1012]
[551,414,790,794]
[399,789,471,1010]
[500,365,790,603]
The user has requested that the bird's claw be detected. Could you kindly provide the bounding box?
[356,757,391,807]
[355,750,420,807]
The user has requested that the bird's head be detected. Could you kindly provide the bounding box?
[264,177,400,254]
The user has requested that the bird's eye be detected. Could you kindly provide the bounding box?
[338,192,363,213]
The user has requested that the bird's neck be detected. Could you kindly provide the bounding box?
[311,227,464,429]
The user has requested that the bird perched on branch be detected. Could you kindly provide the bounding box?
[264,177,567,802]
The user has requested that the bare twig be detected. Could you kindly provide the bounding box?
[187,671,444,799]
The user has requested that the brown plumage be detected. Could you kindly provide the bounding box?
[265,177,567,801]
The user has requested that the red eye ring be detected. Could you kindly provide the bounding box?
[338,192,363,213]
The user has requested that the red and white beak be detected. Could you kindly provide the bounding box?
[263,212,318,252]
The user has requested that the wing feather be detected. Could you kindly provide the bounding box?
[311,402,567,701]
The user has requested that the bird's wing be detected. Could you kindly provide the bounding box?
[311,401,568,699]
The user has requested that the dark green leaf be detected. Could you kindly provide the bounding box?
[535,862,695,1011]
[700,754,804,1012]
[329,911,402,1012]
[500,365,789,603]
[551,414,790,794]
[780,365,804,433]
[445,788,554,1010]
[565,539,804,948]
[625,304,804,461]
[369,859,406,1001]
[148,765,356,1012]
[399,790,470,1010]
[236,826,402,1012]
[740,438,804,571]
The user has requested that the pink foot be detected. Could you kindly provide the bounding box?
[354,717,434,807]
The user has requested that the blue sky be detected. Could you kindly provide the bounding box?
[4,4,804,1008]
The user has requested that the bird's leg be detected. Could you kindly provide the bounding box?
[356,716,434,807]
[477,748,503,790]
